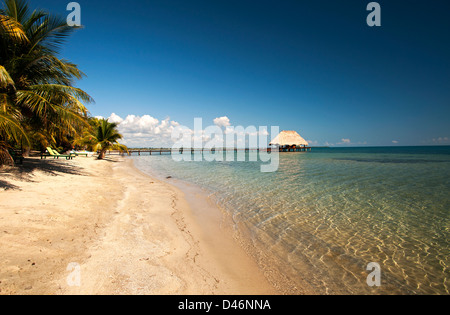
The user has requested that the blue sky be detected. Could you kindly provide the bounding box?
[26,0,450,146]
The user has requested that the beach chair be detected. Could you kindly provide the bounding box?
[41,148,51,159]
[41,147,58,159]
[52,148,76,160]
[72,151,89,157]
[42,147,75,160]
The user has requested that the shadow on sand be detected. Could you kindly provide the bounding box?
[0,158,86,191]
[0,179,20,191]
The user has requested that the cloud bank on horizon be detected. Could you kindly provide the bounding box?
[96,113,180,148]
[96,113,449,148]
[95,113,368,148]
[97,113,275,148]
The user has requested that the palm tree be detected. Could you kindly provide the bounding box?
[0,12,29,165]
[0,0,93,165]
[75,118,127,160]
[0,109,28,165]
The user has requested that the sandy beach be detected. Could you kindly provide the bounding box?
[0,156,277,295]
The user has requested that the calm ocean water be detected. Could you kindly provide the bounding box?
[131,146,450,294]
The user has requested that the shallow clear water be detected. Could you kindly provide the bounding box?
[131,146,450,294]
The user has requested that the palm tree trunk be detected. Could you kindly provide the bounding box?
[22,141,30,157]
[0,147,14,166]
[98,148,107,160]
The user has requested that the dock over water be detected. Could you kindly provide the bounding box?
[105,147,312,156]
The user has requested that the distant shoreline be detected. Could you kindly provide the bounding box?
[123,145,450,151]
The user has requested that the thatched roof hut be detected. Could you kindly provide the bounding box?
[270,130,309,147]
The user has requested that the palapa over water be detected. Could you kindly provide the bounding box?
[270,130,309,146]
[270,131,311,152]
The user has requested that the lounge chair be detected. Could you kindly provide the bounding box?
[52,148,77,159]
[41,147,75,160]
[71,151,89,157]
[41,149,51,159]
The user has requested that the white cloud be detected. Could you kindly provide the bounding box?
[106,113,179,148]
[104,114,278,148]
[392,140,399,144]
[335,138,367,146]
[213,116,231,128]
[432,137,450,144]
[336,138,351,145]
[108,113,124,124]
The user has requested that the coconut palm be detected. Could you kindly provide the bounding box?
[0,110,28,165]
[0,0,93,165]
[75,118,127,160]
[0,64,28,165]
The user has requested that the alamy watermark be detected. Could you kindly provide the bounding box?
[66,262,81,287]
[367,2,381,27]
[66,2,81,27]
[366,262,381,287]
[171,118,280,173]
[66,2,381,28]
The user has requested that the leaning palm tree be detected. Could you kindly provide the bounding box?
[0,110,28,165]
[0,0,93,165]
[0,64,29,165]
[75,118,127,160]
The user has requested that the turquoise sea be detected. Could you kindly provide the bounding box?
[131,146,450,294]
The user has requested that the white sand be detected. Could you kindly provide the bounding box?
[0,156,277,295]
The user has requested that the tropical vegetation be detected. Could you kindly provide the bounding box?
[0,0,125,165]
[74,118,127,159]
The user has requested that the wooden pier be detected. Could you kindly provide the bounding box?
[114,147,311,156]
[277,146,312,152]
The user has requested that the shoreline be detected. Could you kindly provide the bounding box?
[0,156,277,295]
[133,158,312,295]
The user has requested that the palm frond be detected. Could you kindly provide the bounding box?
[27,14,76,54]
[111,143,128,152]
[0,110,29,144]
[2,0,30,24]
[30,84,93,104]
[21,8,46,31]
[0,13,29,43]
[0,64,14,88]
[15,89,50,116]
